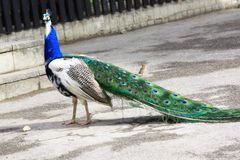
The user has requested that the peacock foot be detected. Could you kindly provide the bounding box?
[62,119,92,125]
[78,119,92,125]
[62,119,79,125]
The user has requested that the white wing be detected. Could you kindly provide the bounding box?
[48,58,111,104]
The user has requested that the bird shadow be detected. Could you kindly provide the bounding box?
[0,115,181,134]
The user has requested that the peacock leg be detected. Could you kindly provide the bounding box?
[139,64,146,75]
[63,97,78,125]
[78,99,92,125]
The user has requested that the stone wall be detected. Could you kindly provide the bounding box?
[0,0,239,43]
[0,0,239,101]
[0,40,50,101]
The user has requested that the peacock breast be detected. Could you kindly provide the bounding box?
[45,64,74,97]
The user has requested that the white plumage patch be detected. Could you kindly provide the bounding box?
[48,58,109,103]
[45,21,52,37]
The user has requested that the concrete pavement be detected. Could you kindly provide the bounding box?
[1,9,240,160]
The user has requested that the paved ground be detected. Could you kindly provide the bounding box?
[1,9,240,160]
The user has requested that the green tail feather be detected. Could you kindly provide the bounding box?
[63,54,240,122]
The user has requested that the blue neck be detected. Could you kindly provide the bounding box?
[44,26,62,65]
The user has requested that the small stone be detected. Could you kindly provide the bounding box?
[22,125,31,132]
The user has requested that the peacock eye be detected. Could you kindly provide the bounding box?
[181,100,188,104]
[152,89,158,93]
[146,82,151,85]
[132,75,137,79]
[163,100,171,105]
[121,82,127,86]
[172,93,178,97]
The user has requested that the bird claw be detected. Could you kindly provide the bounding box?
[62,119,92,126]
[78,120,92,126]
[78,113,93,125]
[62,119,78,125]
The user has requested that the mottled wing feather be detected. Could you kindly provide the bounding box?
[67,59,111,104]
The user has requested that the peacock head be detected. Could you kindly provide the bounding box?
[43,10,52,23]
[43,10,53,38]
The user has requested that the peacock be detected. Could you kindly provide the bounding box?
[43,11,240,125]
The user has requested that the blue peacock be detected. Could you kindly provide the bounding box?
[43,11,240,125]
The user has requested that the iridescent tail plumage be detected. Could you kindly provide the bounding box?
[63,54,240,122]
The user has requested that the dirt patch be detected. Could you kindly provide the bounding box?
[149,36,240,51]
[148,57,240,81]
[0,103,69,120]
[187,85,240,108]
[203,139,240,160]
[192,18,240,34]
[0,135,40,156]
[48,124,181,160]
[78,48,117,55]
